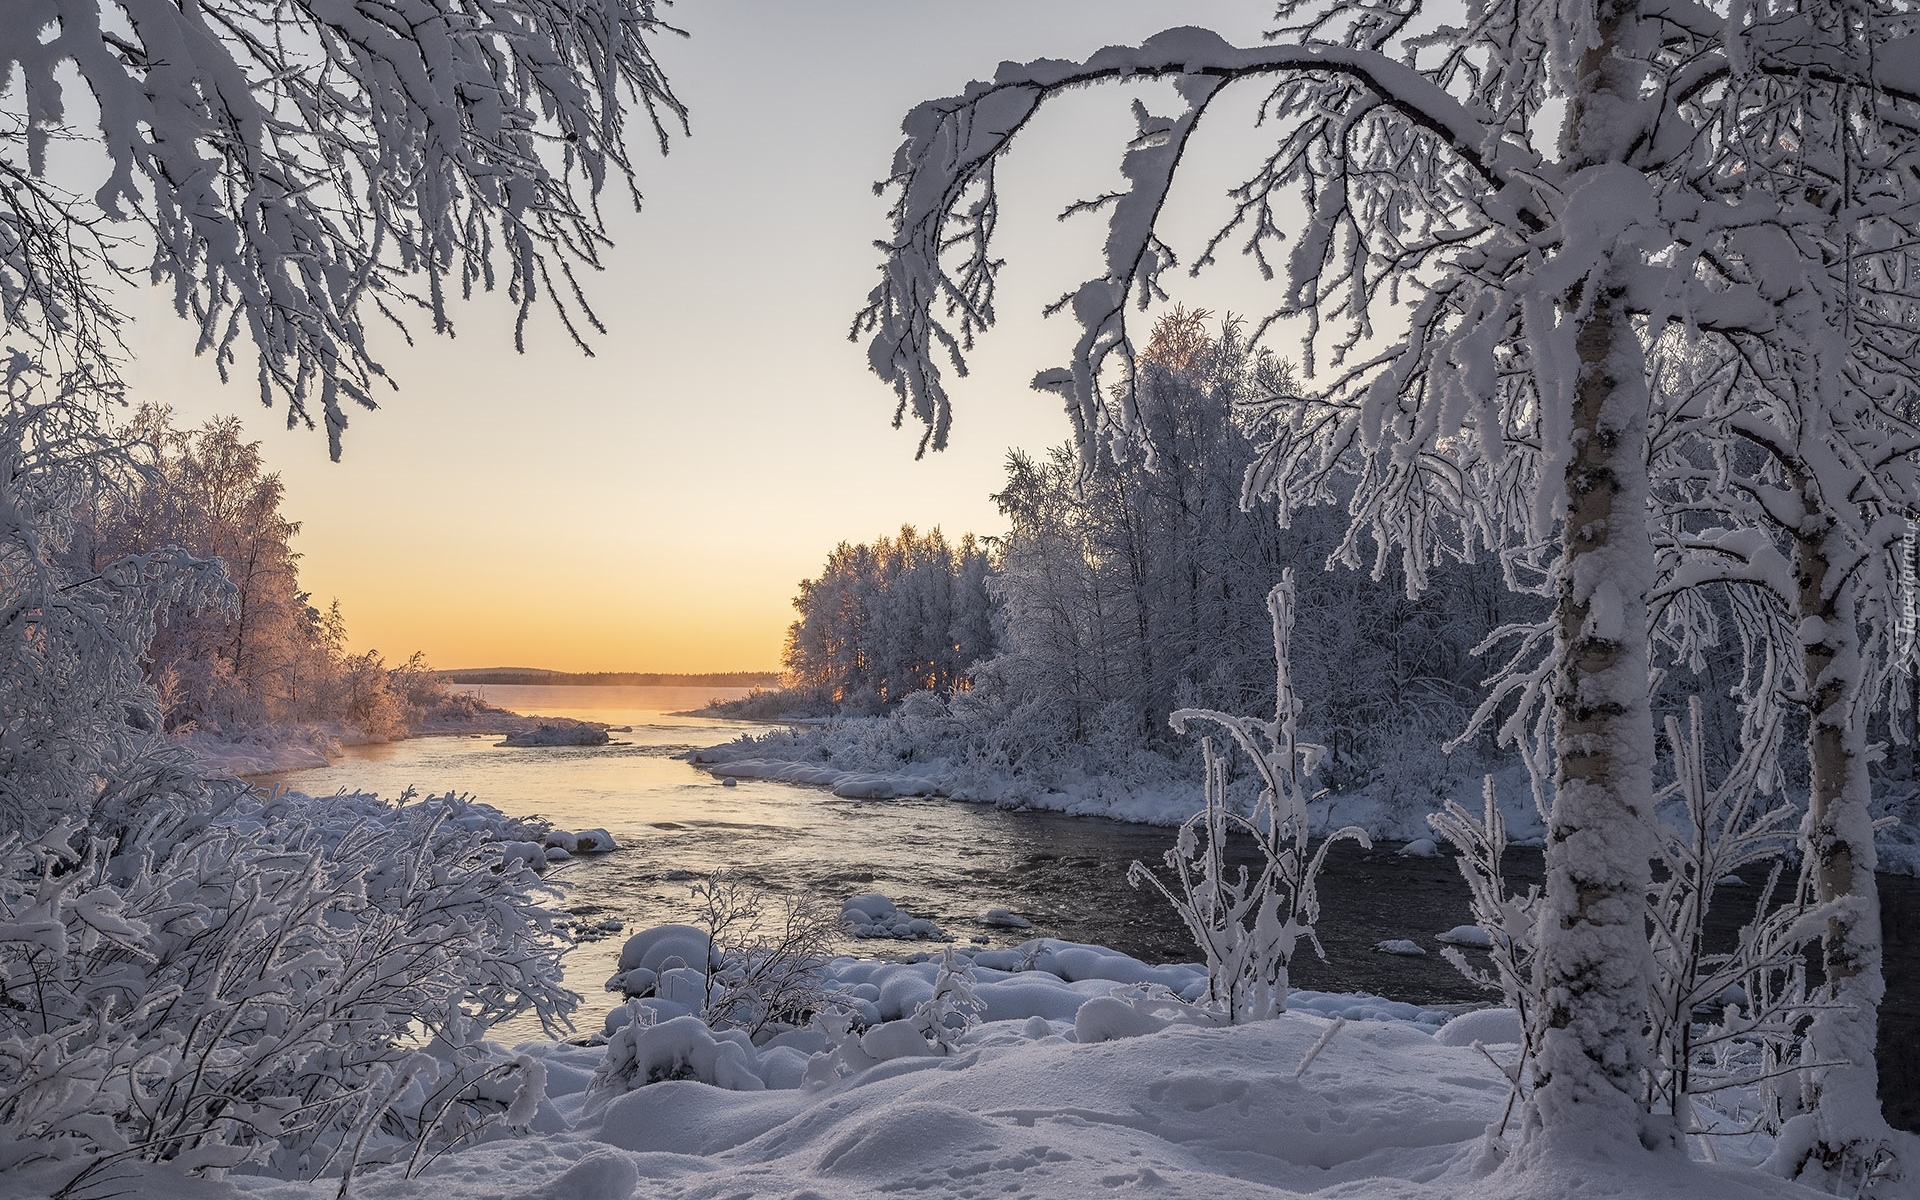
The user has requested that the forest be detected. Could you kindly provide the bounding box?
[71,407,482,741]
[767,310,1919,812]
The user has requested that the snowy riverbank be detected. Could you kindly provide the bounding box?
[691,714,1920,877]
[177,706,612,777]
[689,713,1534,846]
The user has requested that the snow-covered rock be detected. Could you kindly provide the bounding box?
[501,722,611,747]
[840,893,951,940]
[614,923,719,979]
[1435,924,1493,948]
[1374,939,1426,956]
[980,907,1032,928]
[1434,1006,1524,1047]
[545,827,619,853]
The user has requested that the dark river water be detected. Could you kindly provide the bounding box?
[259,685,1920,1131]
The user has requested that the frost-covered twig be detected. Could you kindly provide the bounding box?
[691,871,840,1038]
[1129,572,1369,1022]
[1428,777,1540,1138]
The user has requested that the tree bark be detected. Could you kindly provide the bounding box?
[1792,474,1888,1174]
[1527,278,1663,1152]
[1524,0,1664,1154]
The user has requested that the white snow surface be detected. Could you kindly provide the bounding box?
[29,931,1882,1200]
[176,722,376,775]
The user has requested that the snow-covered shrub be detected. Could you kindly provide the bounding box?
[1428,779,1543,1138]
[1644,701,1816,1140]
[689,874,841,1039]
[589,1012,767,1099]
[912,948,985,1052]
[1128,573,1369,1023]
[0,788,573,1196]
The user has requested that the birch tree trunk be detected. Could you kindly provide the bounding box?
[1530,279,1663,1151]
[1791,474,1888,1174]
[1526,0,1663,1149]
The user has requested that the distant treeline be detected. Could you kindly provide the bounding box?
[439,669,782,687]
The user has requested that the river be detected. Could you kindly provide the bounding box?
[257,684,1918,1127]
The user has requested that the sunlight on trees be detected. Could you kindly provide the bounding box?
[783,525,996,709]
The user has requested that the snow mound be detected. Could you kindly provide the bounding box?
[523,1149,638,1200]
[580,1011,1509,1194]
[545,827,618,853]
[981,907,1033,928]
[1434,1007,1524,1047]
[1435,924,1493,948]
[594,1012,767,1096]
[500,722,611,747]
[1397,838,1440,857]
[1374,939,1427,956]
[841,893,951,940]
[615,924,718,973]
[1073,994,1172,1043]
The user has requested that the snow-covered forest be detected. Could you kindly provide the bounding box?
[76,407,485,743]
[5,0,1920,1198]
[756,310,1531,794]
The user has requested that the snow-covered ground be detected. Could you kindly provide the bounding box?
[175,722,385,776]
[8,928,1880,1200]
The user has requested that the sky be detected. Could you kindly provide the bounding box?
[120,1,1293,673]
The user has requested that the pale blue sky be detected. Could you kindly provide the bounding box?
[124,1,1291,671]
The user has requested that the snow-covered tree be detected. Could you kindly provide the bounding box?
[1648,339,1920,1177]
[783,526,995,709]
[853,0,1920,1168]
[3,0,685,454]
[0,359,229,838]
[988,312,1510,767]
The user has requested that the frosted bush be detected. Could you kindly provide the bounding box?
[589,1013,767,1099]
[1644,701,1816,1143]
[0,787,573,1196]
[913,948,985,1052]
[687,874,842,1039]
[1129,573,1368,1023]
[1428,779,1543,1139]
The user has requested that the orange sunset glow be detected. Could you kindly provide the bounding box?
[115,0,1274,674]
